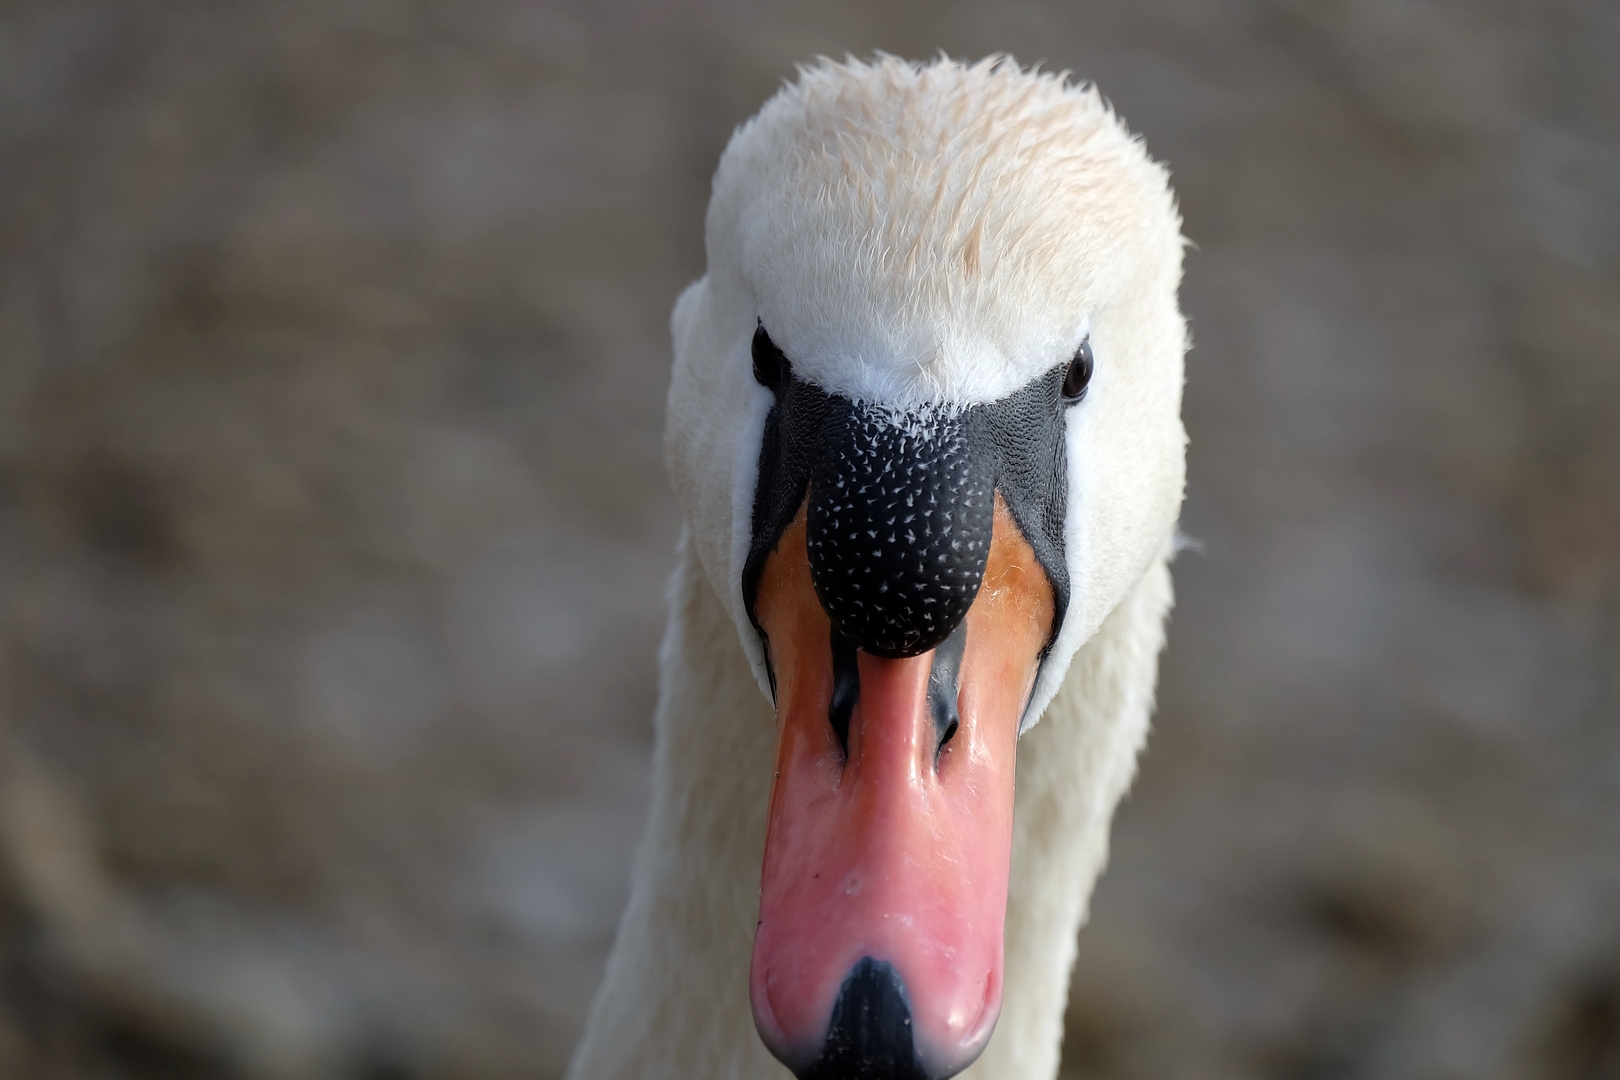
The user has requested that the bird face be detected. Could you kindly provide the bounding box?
[745,353,1064,1077]
[664,56,1187,1080]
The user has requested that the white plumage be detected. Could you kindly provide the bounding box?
[571,54,1188,1079]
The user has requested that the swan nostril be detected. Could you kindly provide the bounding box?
[828,626,860,756]
[928,622,967,764]
[829,622,964,765]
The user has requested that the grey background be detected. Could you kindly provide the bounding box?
[2,2,1617,1078]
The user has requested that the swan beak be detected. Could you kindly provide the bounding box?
[749,496,1053,1080]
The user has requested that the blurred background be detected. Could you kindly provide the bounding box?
[2,1,1617,1078]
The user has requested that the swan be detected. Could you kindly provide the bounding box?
[568,55,1187,1080]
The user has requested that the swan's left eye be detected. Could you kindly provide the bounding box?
[1062,339,1093,402]
[753,322,790,390]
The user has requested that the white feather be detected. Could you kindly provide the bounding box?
[576,53,1189,1079]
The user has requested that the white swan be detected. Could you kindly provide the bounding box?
[569,55,1187,1080]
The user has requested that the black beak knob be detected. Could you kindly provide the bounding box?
[806,403,994,659]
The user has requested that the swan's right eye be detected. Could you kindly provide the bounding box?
[1062,338,1093,402]
[753,323,790,390]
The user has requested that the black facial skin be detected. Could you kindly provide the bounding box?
[744,322,1075,687]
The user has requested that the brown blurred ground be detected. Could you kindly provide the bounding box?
[1,1,1617,1078]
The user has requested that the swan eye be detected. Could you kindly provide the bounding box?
[1062,339,1093,402]
[752,323,790,390]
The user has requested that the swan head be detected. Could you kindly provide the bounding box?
[666,55,1186,1080]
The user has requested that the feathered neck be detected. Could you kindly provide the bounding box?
[568,530,1174,1080]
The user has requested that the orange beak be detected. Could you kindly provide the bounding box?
[749,495,1054,1078]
